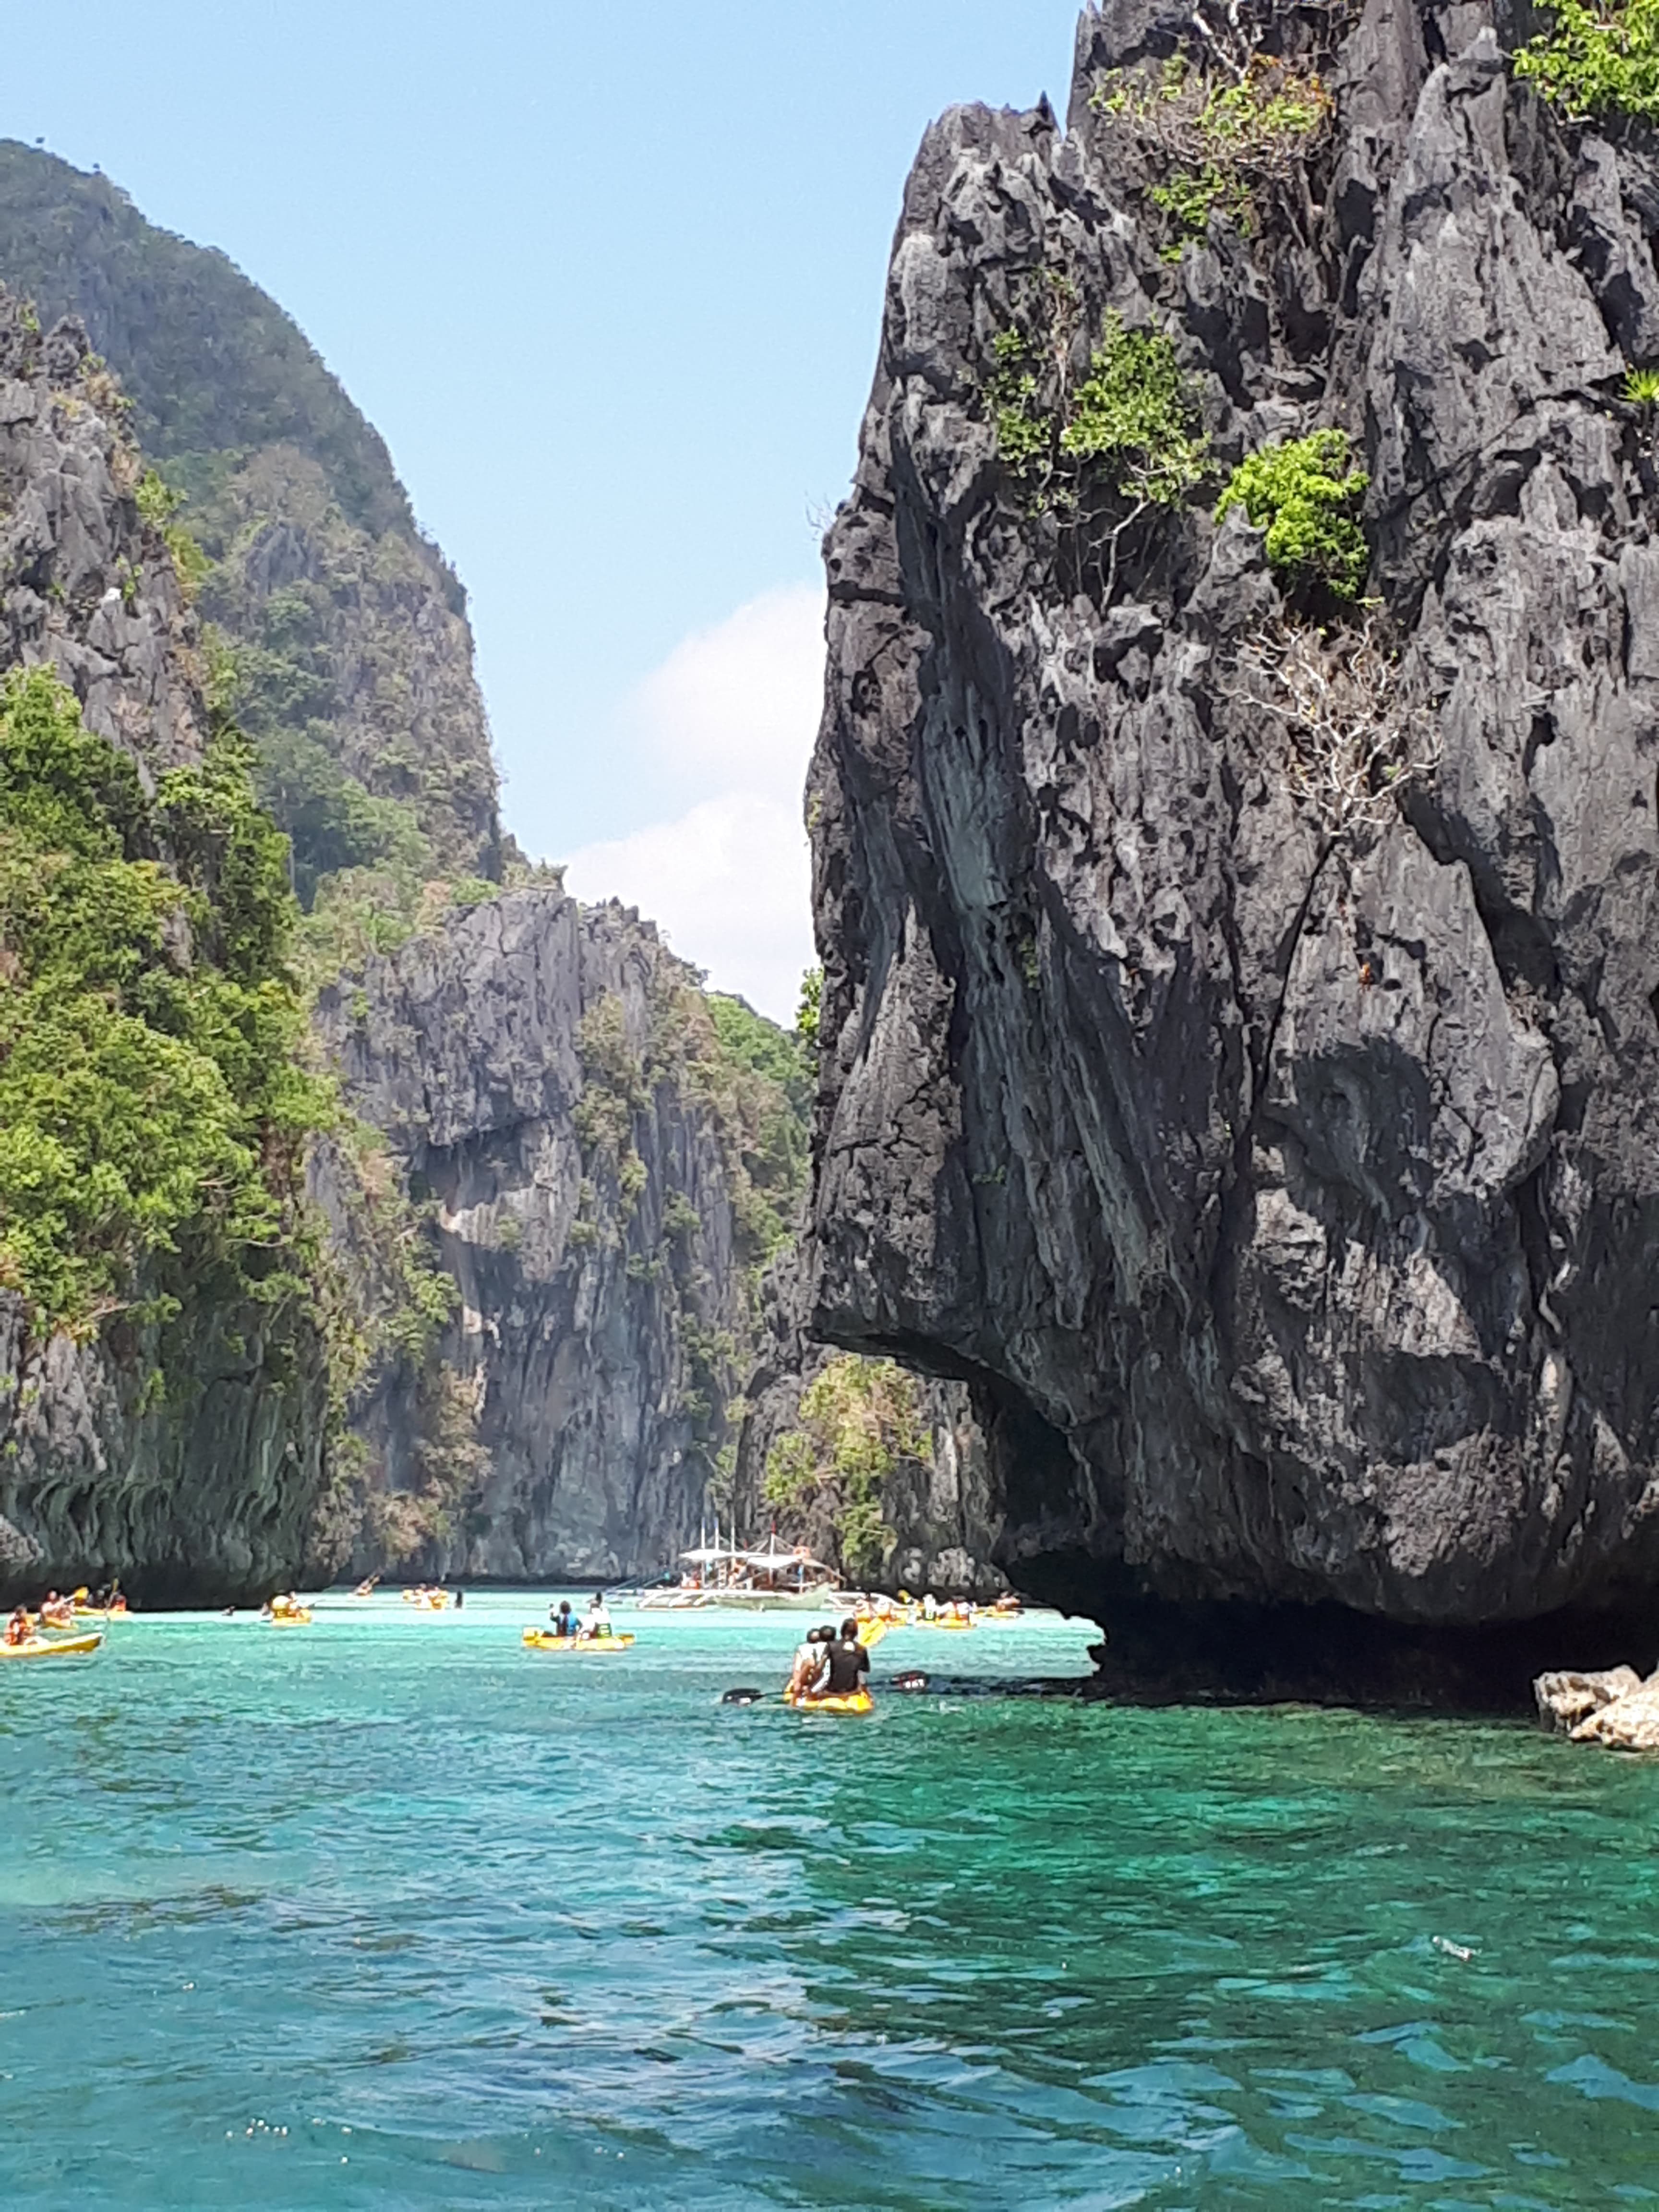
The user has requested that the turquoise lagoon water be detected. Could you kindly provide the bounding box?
[2,1591,1658,2208]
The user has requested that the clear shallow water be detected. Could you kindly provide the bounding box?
[2,1594,1657,2209]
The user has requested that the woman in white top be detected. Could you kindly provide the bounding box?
[583,1591,613,1638]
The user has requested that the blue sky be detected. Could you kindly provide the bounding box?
[11,2,1082,1014]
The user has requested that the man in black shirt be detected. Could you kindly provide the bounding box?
[823,1617,872,1698]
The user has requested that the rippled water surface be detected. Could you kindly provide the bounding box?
[3,1593,1658,2208]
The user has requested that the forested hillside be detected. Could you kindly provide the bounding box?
[0,142,500,900]
[0,143,1003,1594]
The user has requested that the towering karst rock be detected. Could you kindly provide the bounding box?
[805,0,1659,1687]
[0,295,330,1603]
[0,152,789,1590]
[312,893,781,1583]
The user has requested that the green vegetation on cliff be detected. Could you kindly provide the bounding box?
[763,1355,924,1580]
[0,669,329,1334]
[1514,0,1659,123]
[0,143,411,537]
[1090,49,1333,255]
[0,146,501,918]
[572,979,811,1279]
[1216,429,1370,601]
[992,303,1210,588]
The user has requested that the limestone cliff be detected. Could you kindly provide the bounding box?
[313,894,793,1583]
[0,293,328,1604]
[0,154,829,1596]
[806,0,1659,1688]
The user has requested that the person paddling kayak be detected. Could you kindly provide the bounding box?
[822,1618,871,1702]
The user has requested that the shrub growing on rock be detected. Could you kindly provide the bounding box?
[992,307,1210,594]
[1091,45,1334,253]
[1216,428,1370,601]
[1514,0,1659,124]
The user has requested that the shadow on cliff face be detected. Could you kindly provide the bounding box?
[975,1374,1657,1713]
[1021,1544,1657,1716]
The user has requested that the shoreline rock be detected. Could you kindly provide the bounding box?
[1536,1664,1659,1748]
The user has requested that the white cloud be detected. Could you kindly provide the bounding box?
[564,791,812,1023]
[629,584,826,803]
[561,584,825,1024]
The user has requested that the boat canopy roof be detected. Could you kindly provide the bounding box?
[678,1544,741,1563]
[736,1541,833,1573]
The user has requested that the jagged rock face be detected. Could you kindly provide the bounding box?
[733,1259,1007,1596]
[0,1294,329,1608]
[0,291,329,1605]
[0,301,205,767]
[315,893,744,1581]
[806,0,1659,1647]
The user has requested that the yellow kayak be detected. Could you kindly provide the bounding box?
[784,1687,874,1715]
[916,1615,974,1630]
[0,1631,104,1660]
[268,1609,312,1627]
[522,1628,636,1651]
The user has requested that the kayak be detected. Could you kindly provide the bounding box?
[916,1616,974,1630]
[0,1632,104,1661]
[267,1609,312,1627]
[521,1629,636,1651]
[784,1687,874,1715]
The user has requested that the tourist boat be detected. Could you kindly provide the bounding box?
[638,1529,854,1613]
[0,1631,103,1661]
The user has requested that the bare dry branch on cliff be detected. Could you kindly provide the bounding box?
[1223,619,1439,840]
